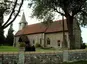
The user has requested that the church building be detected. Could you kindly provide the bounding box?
[14,12,82,49]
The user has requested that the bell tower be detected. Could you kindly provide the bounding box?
[19,12,28,30]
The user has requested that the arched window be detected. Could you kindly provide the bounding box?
[33,40,35,44]
[57,40,60,46]
[47,38,50,45]
[40,38,42,44]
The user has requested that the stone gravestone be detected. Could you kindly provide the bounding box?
[18,52,24,64]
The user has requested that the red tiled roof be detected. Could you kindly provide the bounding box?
[15,20,68,36]
[46,20,67,33]
[15,30,23,36]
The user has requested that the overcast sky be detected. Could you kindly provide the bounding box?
[4,0,87,43]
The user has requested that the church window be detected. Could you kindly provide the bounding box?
[40,38,42,44]
[33,40,35,44]
[47,38,50,45]
[57,40,60,46]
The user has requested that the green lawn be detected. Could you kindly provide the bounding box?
[0,46,18,52]
[0,46,59,52]
[36,47,59,52]
[0,46,86,52]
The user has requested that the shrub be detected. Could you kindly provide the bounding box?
[35,43,41,48]
[19,42,25,47]
[80,43,86,49]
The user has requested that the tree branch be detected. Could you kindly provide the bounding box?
[72,10,81,16]
[3,0,24,29]
[54,7,65,16]
[81,10,87,16]
[2,0,18,27]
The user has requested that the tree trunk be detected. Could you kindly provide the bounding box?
[62,16,67,48]
[66,15,75,49]
[0,14,5,45]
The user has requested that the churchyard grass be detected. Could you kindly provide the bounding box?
[36,47,59,52]
[0,46,59,52]
[0,46,86,52]
[0,46,18,52]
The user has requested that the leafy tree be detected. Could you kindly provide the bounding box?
[0,0,23,44]
[5,24,14,46]
[30,0,87,49]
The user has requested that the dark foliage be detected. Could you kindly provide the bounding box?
[25,42,35,51]
[25,45,35,51]
[0,0,23,44]
[80,43,86,49]
[5,24,14,46]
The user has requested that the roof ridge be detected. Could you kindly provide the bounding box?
[16,19,68,36]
